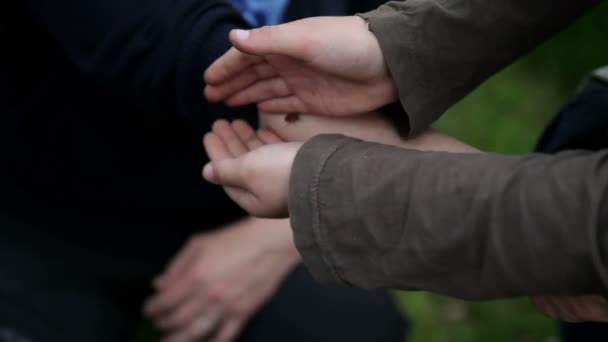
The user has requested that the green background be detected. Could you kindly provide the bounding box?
[398,3,608,342]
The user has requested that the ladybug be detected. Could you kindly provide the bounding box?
[285,113,300,123]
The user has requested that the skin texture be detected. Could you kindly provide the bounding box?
[204,16,398,116]
[259,112,479,152]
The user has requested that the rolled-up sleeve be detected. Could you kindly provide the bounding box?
[289,135,608,300]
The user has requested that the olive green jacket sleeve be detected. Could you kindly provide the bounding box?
[359,0,602,135]
[288,135,608,300]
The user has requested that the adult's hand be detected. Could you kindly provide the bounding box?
[530,295,608,322]
[204,16,397,116]
[144,217,300,342]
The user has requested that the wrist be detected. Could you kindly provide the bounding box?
[249,218,302,263]
[353,14,398,106]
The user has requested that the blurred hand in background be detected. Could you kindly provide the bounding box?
[144,218,300,342]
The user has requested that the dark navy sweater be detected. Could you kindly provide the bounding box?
[0,0,384,262]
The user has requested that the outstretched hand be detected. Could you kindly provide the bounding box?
[203,119,301,218]
[204,16,397,116]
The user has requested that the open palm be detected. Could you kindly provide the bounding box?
[203,119,300,218]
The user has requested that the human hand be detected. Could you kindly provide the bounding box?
[203,119,301,218]
[530,295,608,322]
[204,16,397,116]
[144,218,300,342]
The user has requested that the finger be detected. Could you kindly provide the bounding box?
[544,298,581,323]
[530,297,555,316]
[571,296,608,321]
[226,78,291,107]
[145,276,196,318]
[204,158,264,215]
[590,296,608,320]
[230,24,305,58]
[205,63,277,102]
[154,238,201,290]
[257,96,307,114]
[203,162,220,184]
[212,120,249,157]
[204,131,232,162]
[157,294,216,331]
[209,159,246,189]
[157,299,201,330]
[232,120,264,150]
[162,316,220,342]
[204,47,264,85]
[209,319,245,342]
[257,129,284,144]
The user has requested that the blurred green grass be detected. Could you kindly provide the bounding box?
[397,3,608,342]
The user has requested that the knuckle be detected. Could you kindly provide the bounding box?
[207,287,226,304]
[253,63,269,78]
[257,25,273,37]
[253,63,265,78]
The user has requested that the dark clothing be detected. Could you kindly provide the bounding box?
[561,322,608,342]
[287,1,608,299]
[537,77,608,153]
[0,215,407,342]
[1,0,254,260]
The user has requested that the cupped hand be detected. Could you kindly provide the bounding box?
[204,16,397,116]
[203,119,300,218]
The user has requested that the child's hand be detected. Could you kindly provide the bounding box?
[203,119,302,218]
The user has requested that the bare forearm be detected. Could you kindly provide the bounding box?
[260,112,479,153]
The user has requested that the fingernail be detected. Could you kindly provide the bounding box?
[234,29,250,40]
[203,163,216,182]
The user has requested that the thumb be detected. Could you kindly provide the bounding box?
[230,23,303,58]
[203,159,246,188]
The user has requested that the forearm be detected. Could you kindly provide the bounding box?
[290,135,608,299]
[260,112,479,153]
